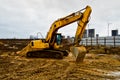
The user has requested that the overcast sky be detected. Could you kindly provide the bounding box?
[0,0,120,38]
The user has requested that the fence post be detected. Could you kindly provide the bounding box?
[104,37,106,47]
[86,39,88,46]
[113,36,116,47]
[96,36,98,47]
[91,37,92,47]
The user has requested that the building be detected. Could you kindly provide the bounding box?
[111,30,118,36]
[96,34,99,37]
[88,29,95,37]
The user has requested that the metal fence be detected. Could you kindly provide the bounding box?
[81,36,120,47]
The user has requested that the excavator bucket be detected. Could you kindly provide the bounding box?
[70,46,86,62]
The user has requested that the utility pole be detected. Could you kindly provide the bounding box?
[108,23,112,36]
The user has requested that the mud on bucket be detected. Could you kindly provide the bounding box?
[70,46,86,62]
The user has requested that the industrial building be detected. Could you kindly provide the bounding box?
[111,29,118,36]
[88,29,95,37]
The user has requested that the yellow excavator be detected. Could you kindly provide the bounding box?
[17,5,92,61]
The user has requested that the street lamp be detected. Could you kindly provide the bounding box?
[108,23,112,36]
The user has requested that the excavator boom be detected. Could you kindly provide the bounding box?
[74,6,91,46]
[46,10,83,47]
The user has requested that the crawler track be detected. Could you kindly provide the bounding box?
[26,49,69,59]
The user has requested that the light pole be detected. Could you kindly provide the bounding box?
[108,23,112,36]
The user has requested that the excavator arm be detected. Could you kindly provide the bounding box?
[69,6,92,62]
[74,6,91,46]
[45,6,91,48]
[45,11,82,48]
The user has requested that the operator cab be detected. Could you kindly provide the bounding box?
[56,33,62,45]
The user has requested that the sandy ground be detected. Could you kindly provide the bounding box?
[0,51,120,80]
[0,39,120,80]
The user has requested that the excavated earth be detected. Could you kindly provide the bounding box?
[0,39,120,80]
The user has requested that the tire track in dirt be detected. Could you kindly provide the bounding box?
[25,59,70,80]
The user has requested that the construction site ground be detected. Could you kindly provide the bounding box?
[0,39,120,80]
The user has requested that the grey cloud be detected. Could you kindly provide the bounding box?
[0,0,120,38]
